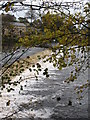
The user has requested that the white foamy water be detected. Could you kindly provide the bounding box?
[0,48,88,119]
[0,60,55,119]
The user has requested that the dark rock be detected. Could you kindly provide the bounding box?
[57,97,61,101]
[6,100,10,106]
[68,100,72,106]
[79,103,82,105]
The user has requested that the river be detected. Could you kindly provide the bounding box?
[0,47,46,68]
[0,47,89,119]
[0,1,89,118]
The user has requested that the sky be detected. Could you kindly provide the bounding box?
[0,0,89,21]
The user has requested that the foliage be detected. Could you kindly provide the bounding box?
[0,1,89,99]
[2,13,16,23]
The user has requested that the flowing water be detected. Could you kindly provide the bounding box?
[0,46,89,119]
[0,47,45,68]
[0,59,88,119]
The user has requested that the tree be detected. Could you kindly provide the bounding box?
[2,14,18,51]
[0,1,89,96]
[2,13,16,23]
[2,13,16,34]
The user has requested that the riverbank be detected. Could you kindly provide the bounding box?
[1,49,51,84]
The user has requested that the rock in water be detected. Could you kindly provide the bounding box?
[57,97,61,101]
[68,100,72,106]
